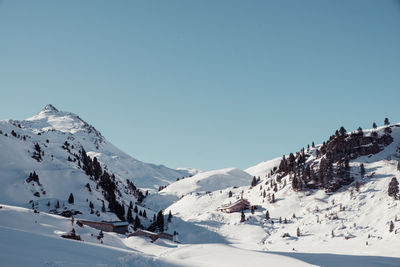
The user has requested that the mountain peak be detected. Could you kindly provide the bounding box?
[41,104,59,113]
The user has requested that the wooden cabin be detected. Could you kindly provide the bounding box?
[77,220,129,234]
[217,198,250,213]
[127,229,173,242]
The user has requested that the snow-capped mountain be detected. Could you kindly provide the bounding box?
[0,104,192,221]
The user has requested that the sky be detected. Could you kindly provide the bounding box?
[0,0,400,171]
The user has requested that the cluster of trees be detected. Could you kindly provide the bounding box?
[275,122,394,193]
[32,143,43,161]
[126,179,145,203]
[251,176,261,187]
[26,171,40,185]
[80,148,125,220]
[148,210,165,232]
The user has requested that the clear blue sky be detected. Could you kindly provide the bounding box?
[1,0,400,171]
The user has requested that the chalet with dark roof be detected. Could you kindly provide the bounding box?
[217,198,250,213]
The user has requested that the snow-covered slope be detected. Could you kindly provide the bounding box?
[0,104,192,221]
[245,157,281,178]
[144,168,252,212]
[162,168,251,197]
[160,124,400,258]
[0,204,321,267]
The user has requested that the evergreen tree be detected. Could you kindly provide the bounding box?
[388,177,399,199]
[360,164,365,178]
[143,210,147,218]
[127,208,134,224]
[389,221,394,232]
[251,176,257,187]
[97,230,104,240]
[397,161,400,171]
[240,210,245,222]
[312,142,315,148]
[297,227,301,237]
[228,191,233,197]
[373,122,377,129]
[292,176,300,191]
[168,210,173,222]
[56,200,60,209]
[384,118,390,126]
[156,210,164,232]
[68,193,74,204]
[101,202,106,212]
[339,126,346,137]
[279,217,282,223]
[134,215,141,231]
[134,205,138,213]
[265,210,270,220]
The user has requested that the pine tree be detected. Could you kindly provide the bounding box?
[360,164,365,178]
[265,210,270,220]
[97,230,104,240]
[388,177,399,199]
[240,210,245,222]
[297,227,301,237]
[168,210,172,222]
[127,208,134,224]
[143,210,147,218]
[101,202,106,212]
[56,200,60,209]
[251,176,257,187]
[373,122,377,129]
[134,205,138,213]
[228,191,233,197]
[156,210,164,232]
[339,126,346,137]
[389,221,394,232]
[68,193,74,204]
[384,118,390,126]
[134,215,141,231]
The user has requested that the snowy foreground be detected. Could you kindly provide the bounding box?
[1,203,399,266]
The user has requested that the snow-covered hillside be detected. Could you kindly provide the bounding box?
[161,124,400,258]
[0,104,191,221]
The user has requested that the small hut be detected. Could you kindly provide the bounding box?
[217,198,251,213]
